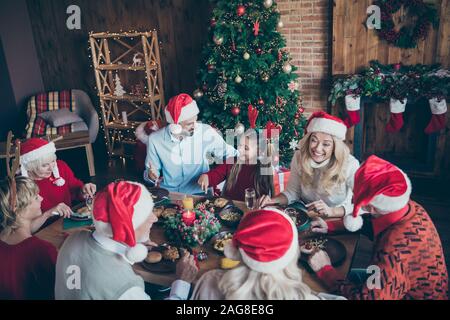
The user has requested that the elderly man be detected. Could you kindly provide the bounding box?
[55,181,198,300]
[143,93,238,194]
[307,155,448,300]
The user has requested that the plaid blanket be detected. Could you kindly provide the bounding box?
[25,90,78,138]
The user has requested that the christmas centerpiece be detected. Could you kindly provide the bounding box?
[162,197,222,248]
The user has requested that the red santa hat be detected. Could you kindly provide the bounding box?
[20,138,65,186]
[92,181,154,263]
[135,120,162,144]
[164,93,199,135]
[306,111,347,140]
[344,155,412,232]
[224,208,298,273]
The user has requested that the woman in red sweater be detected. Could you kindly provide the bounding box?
[0,177,57,300]
[197,129,274,201]
[19,138,96,226]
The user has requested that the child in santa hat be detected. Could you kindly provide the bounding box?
[258,111,360,219]
[0,177,57,299]
[197,128,274,201]
[55,180,198,300]
[143,93,237,195]
[307,155,448,300]
[19,138,96,225]
[191,207,345,300]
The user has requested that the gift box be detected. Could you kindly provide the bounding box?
[273,166,290,196]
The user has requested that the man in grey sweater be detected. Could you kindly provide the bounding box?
[55,180,198,300]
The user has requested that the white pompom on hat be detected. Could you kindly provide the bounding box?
[164,94,199,135]
[20,138,65,186]
[344,155,412,232]
[92,181,154,264]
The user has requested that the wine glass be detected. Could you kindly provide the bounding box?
[245,188,256,210]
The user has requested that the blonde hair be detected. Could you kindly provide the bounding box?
[225,129,274,197]
[24,153,57,175]
[297,132,349,194]
[0,177,39,234]
[218,250,313,300]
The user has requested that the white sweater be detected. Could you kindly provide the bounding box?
[282,153,360,215]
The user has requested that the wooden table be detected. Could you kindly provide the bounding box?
[36,192,359,293]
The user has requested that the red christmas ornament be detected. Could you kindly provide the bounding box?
[231,106,241,116]
[299,107,305,113]
[393,63,401,71]
[207,64,216,72]
[237,5,246,17]
[210,18,217,27]
[258,98,264,105]
[255,48,263,55]
[278,50,283,62]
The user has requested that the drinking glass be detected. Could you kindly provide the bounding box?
[245,188,256,210]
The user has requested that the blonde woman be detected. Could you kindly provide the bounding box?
[0,177,57,299]
[258,112,360,219]
[191,208,345,300]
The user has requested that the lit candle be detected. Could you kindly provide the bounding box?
[182,210,195,226]
[122,111,128,125]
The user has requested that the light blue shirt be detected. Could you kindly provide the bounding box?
[143,123,238,194]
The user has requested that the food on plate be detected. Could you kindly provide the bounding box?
[161,207,178,218]
[76,206,91,217]
[214,198,229,208]
[300,238,328,254]
[153,207,164,218]
[213,233,233,252]
[145,251,162,264]
[220,257,240,269]
[162,246,180,261]
[220,211,241,222]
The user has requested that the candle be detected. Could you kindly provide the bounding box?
[122,111,128,125]
[182,197,194,210]
[182,210,195,226]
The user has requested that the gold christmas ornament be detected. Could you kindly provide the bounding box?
[193,89,204,100]
[261,73,269,82]
[234,122,245,135]
[243,52,250,60]
[263,0,273,9]
[235,75,243,84]
[277,21,284,29]
[213,35,224,45]
[282,62,292,74]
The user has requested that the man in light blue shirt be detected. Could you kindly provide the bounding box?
[143,94,238,194]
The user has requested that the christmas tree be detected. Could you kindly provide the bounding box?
[114,74,126,97]
[194,0,307,166]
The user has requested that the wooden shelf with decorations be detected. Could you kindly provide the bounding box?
[89,30,166,158]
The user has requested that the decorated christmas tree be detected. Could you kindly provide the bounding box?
[194,0,307,166]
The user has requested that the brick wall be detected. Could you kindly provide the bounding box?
[277,0,331,114]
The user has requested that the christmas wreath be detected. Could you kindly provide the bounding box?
[375,0,439,49]
[163,205,222,248]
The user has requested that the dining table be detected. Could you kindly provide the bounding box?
[35,192,360,294]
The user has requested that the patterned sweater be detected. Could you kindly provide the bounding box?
[317,201,448,300]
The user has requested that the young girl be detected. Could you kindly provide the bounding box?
[0,177,57,299]
[198,129,274,201]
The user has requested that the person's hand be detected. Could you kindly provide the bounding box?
[147,163,159,182]
[47,203,72,218]
[257,195,275,209]
[308,249,332,273]
[142,239,158,249]
[82,183,96,198]
[310,217,328,234]
[198,174,209,193]
[306,200,332,218]
[176,251,199,283]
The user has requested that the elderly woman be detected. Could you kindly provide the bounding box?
[19,138,96,221]
[0,177,57,299]
[258,112,360,219]
[191,208,345,300]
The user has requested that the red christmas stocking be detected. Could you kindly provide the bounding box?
[344,95,361,128]
[385,98,407,133]
[425,98,447,134]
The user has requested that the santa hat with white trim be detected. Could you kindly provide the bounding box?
[306,111,347,140]
[93,181,154,263]
[344,155,412,232]
[223,208,299,273]
[164,93,200,135]
[20,138,65,186]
